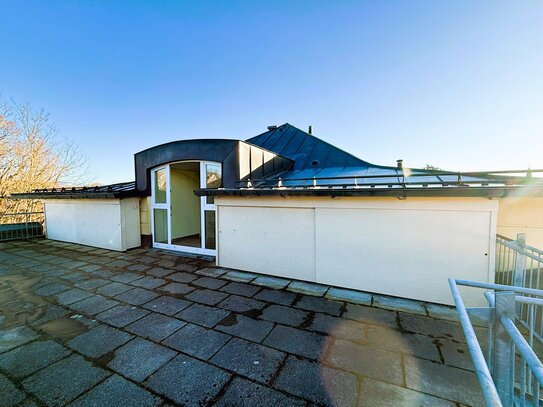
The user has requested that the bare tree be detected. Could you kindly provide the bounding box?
[0,98,87,220]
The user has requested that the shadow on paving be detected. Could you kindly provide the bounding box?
[0,239,485,406]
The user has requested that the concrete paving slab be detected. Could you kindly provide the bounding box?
[220,281,261,297]
[75,278,109,290]
[0,372,26,407]
[252,275,290,290]
[359,378,455,407]
[69,295,119,315]
[195,267,228,277]
[130,276,167,289]
[95,305,149,328]
[215,376,305,406]
[327,339,404,386]
[264,325,329,360]
[223,270,257,283]
[126,313,185,341]
[0,340,71,379]
[274,355,358,406]
[108,338,176,381]
[211,337,285,384]
[68,325,133,358]
[185,289,229,306]
[218,295,266,313]
[114,287,159,306]
[69,374,162,407]
[342,303,398,328]
[96,282,132,297]
[326,287,372,305]
[55,288,93,306]
[192,276,227,290]
[404,355,484,406]
[22,355,109,406]
[373,295,427,316]
[159,282,194,295]
[295,295,343,316]
[216,314,274,343]
[287,281,328,296]
[310,313,366,342]
[254,288,297,306]
[163,323,230,360]
[0,326,39,353]
[146,267,174,278]
[259,304,308,327]
[146,354,231,405]
[167,272,197,283]
[176,303,231,328]
[111,272,143,284]
[142,296,192,316]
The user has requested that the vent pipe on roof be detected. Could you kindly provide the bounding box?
[397,159,403,169]
[267,125,277,131]
[308,125,312,135]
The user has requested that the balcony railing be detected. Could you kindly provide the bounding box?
[0,211,45,242]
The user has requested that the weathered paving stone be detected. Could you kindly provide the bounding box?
[0,326,39,353]
[325,287,373,305]
[259,304,308,327]
[310,313,366,342]
[327,339,404,386]
[115,287,159,305]
[109,260,131,268]
[223,270,257,282]
[264,325,329,360]
[192,276,227,290]
[111,272,143,284]
[163,323,230,360]
[295,295,343,316]
[373,294,427,316]
[216,376,306,407]
[31,304,70,326]
[168,272,197,283]
[399,313,478,343]
[343,303,398,328]
[218,295,266,313]
[75,278,109,290]
[404,355,484,406]
[70,374,162,407]
[287,281,328,296]
[252,275,290,290]
[95,305,149,328]
[359,377,455,407]
[108,338,176,381]
[55,288,93,305]
[68,325,133,358]
[438,339,476,371]
[216,314,274,342]
[0,372,26,406]
[185,289,229,306]
[195,267,227,277]
[78,264,102,273]
[147,267,174,278]
[254,288,297,306]
[211,338,285,384]
[425,303,460,323]
[143,296,192,316]
[365,325,440,362]
[130,276,166,289]
[59,273,86,283]
[69,295,119,315]
[160,282,194,295]
[146,354,231,405]
[22,355,109,406]
[274,355,358,406]
[172,263,198,272]
[35,282,71,296]
[96,282,132,297]
[176,303,231,328]
[126,313,185,341]
[127,264,151,272]
[220,282,260,297]
[0,340,70,379]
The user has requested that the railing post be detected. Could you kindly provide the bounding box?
[513,233,526,287]
[493,291,516,407]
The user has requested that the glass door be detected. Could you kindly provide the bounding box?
[150,161,221,256]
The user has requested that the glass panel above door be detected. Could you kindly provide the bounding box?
[154,168,167,204]
[205,163,221,205]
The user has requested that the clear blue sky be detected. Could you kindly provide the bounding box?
[1,1,542,184]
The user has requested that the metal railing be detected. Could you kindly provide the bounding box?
[0,211,45,241]
[450,279,543,407]
[496,233,543,343]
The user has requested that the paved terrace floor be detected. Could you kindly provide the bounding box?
[0,239,485,407]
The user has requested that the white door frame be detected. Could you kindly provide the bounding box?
[150,161,219,256]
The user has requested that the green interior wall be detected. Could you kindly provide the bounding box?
[170,168,201,239]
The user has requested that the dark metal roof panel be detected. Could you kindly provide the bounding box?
[9,181,142,200]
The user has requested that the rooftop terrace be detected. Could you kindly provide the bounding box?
[0,239,485,406]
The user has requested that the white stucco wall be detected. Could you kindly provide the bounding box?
[44,198,141,251]
[216,196,498,306]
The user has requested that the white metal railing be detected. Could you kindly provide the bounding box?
[450,279,543,407]
[496,233,543,344]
